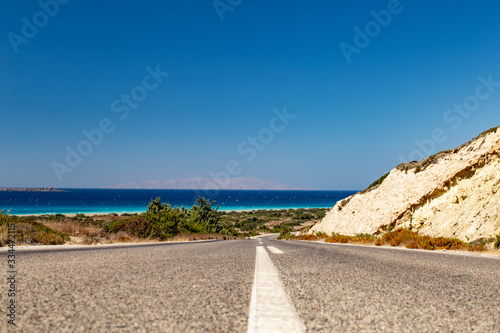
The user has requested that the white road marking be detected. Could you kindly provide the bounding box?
[247,246,306,333]
[266,246,283,254]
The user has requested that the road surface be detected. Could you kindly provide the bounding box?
[1,235,499,332]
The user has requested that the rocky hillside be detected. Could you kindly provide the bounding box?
[310,127,500,242]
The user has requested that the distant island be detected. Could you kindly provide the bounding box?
[104,177,315,191]
[0,187,66,192]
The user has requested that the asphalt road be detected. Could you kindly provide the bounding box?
[1,235,499,332]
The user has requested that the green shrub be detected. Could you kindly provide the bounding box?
[478,126,499,138]
[355,233,374,240]
[235,217,263,231]
[105,197,223,240]
[325,234,351,243]
[315,231,328,238]
[293,211,314,221]
[277,223,293,240]
[186,197,222,233]
[366,172,390,190]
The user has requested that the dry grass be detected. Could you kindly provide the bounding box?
[0,212,237,247]
[299,234,318,241]
[42,221,105,238]
[0,221,69,246]
[117,235,131,242]
[375,229,483,251]
[41,221,107,245]
[100,233,151,245]
[314,231,329,239]
[295,228,486,252]
[66,232,156,245]
[325,233,374,244]
[171,233,237,242]
[295,233,374,244]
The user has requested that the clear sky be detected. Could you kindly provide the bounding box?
[1,0,500,190]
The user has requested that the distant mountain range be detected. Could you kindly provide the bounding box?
[104,177,314,190]
[0,187,66,192]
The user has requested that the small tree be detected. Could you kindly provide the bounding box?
[145,197,185,239]
[186,197,222,233]
[277,222,293,240]
[147,197,171,215]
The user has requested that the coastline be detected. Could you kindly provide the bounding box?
[11,206,333,217]
[1,189,352,217]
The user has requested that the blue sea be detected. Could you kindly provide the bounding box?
[0,189,357,216]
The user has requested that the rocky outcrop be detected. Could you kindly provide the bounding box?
[310,127,500,242]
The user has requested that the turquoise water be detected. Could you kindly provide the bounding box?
[0,189,357,215]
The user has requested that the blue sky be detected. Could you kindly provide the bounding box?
[1,0,500,190]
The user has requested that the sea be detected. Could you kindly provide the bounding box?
[0,189,357,216]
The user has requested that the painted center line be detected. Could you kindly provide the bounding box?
[247,246,306,333]
[267,246,283,254]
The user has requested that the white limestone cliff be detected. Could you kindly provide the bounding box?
[310,127,500,242]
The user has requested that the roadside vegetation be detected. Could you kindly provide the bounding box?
[219,207,328,238]
[294,228,494,252]
[3,202,498,253]
[0,212,70,246]
[0,202,329,246]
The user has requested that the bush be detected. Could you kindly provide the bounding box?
[307,228,483,252]
[325,234,351,243]
[105,217,151,237]
[377,228,473,251]
[0,213,69,246]
[104,197,223,240]
[467,244,485,252]
[300,234,318,241]
[297,232,375,244]
[366,172,390,190]
[495,235,500,249]
[315,231,328,238]
[235,217,263,231]
[186,197,222,234]
[277,223,293,240]
[354,233,375,241]
[118,235,131,242]
[293,211,314,221]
